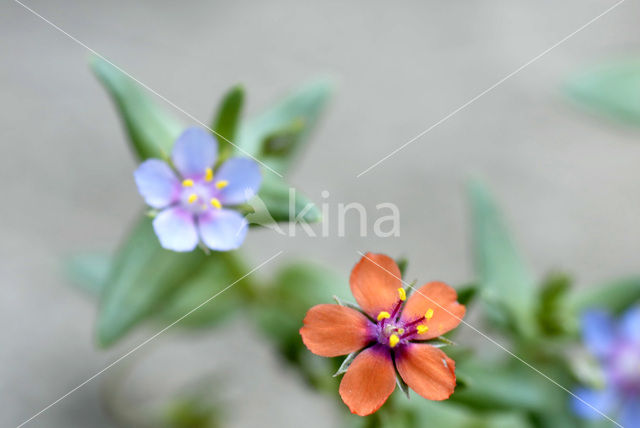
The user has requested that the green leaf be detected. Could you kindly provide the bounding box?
[536,272,575,336]
[237,79,332,174]
[68,247,245,335]
[565,58,640,126]
[91,56,183,161]
[395,258,408,279]
[395,375,410,399]
[257,119,305,159]
[211,85,244,159]
[244,174,321,226]
[154,254,247,328]
[468,180,537,337]
[456,284,477,306]
[334,352,357,377]
[98,216,205,345]
[572,276,640,315]
[451,360,562,413]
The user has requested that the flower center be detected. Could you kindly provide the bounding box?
[179,171,229,214]
[610,343,640,391]
[375,287,436,349]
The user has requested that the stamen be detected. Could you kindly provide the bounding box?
[210,198,222,209]
[205,168,213,182]
[397,288,406,301]
[425,308,434,320]
[417,325,429,334]
[389,334,400,348]
[377,311,391,321]
[215,180,229,189]
[390,299,403,319]
[182,179,194,187]
[187,194,198,204]
[397,328,405,335]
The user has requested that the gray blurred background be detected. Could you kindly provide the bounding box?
[2,0,640,426]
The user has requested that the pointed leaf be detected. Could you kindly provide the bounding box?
[68,247,245,334]
[237,79,332,174]
[97,216,208,346]
[565,59,640,126]
[456,284,477,306]
[395,257,408,279]
[244,175,321,226]
[212,85,244,159]
[536,272,574,336]
[468,180,536,336]
[334,352,358,377]
[396,374,410,399]
[91,56,183,161]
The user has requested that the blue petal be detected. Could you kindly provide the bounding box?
[134,159,179,209]
[620,397,640,428]
[214,157,262,205]
[570,387,616,420]
[152,207,198,252]
[171,127,217,178]
[198,209,248,251]
[620,306,640,344]
[582,310,616,359]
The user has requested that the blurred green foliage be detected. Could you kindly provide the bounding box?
[566,58,640,126]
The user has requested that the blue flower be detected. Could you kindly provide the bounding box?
[572,306,640,427]
[134,127,261,252]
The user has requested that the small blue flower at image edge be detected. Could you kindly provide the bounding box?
[134,127,261,252]
[572,306,640,428]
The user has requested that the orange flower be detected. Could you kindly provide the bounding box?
[300,253,466,416]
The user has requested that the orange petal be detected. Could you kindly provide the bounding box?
[395,343,456,400]
[350,253,402,318]
[400,282,465,339]
[300,304,375,357]
[339,345,396,416]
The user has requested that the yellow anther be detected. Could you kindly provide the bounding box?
[182,179,194,187]
[187,194,198,204]
[205,168,213,182]
[417,325,429,335]
[425,308,434,320]
[377,311,391,321]
[397,328,405,335]
[389,334,400,348]
[397,288,406,301]
[210,197,222,209]
[215,180,229,189]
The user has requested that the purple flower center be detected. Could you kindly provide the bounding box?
[374,288,435,349]
[178,172,229,215]
[609,341,640,393]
